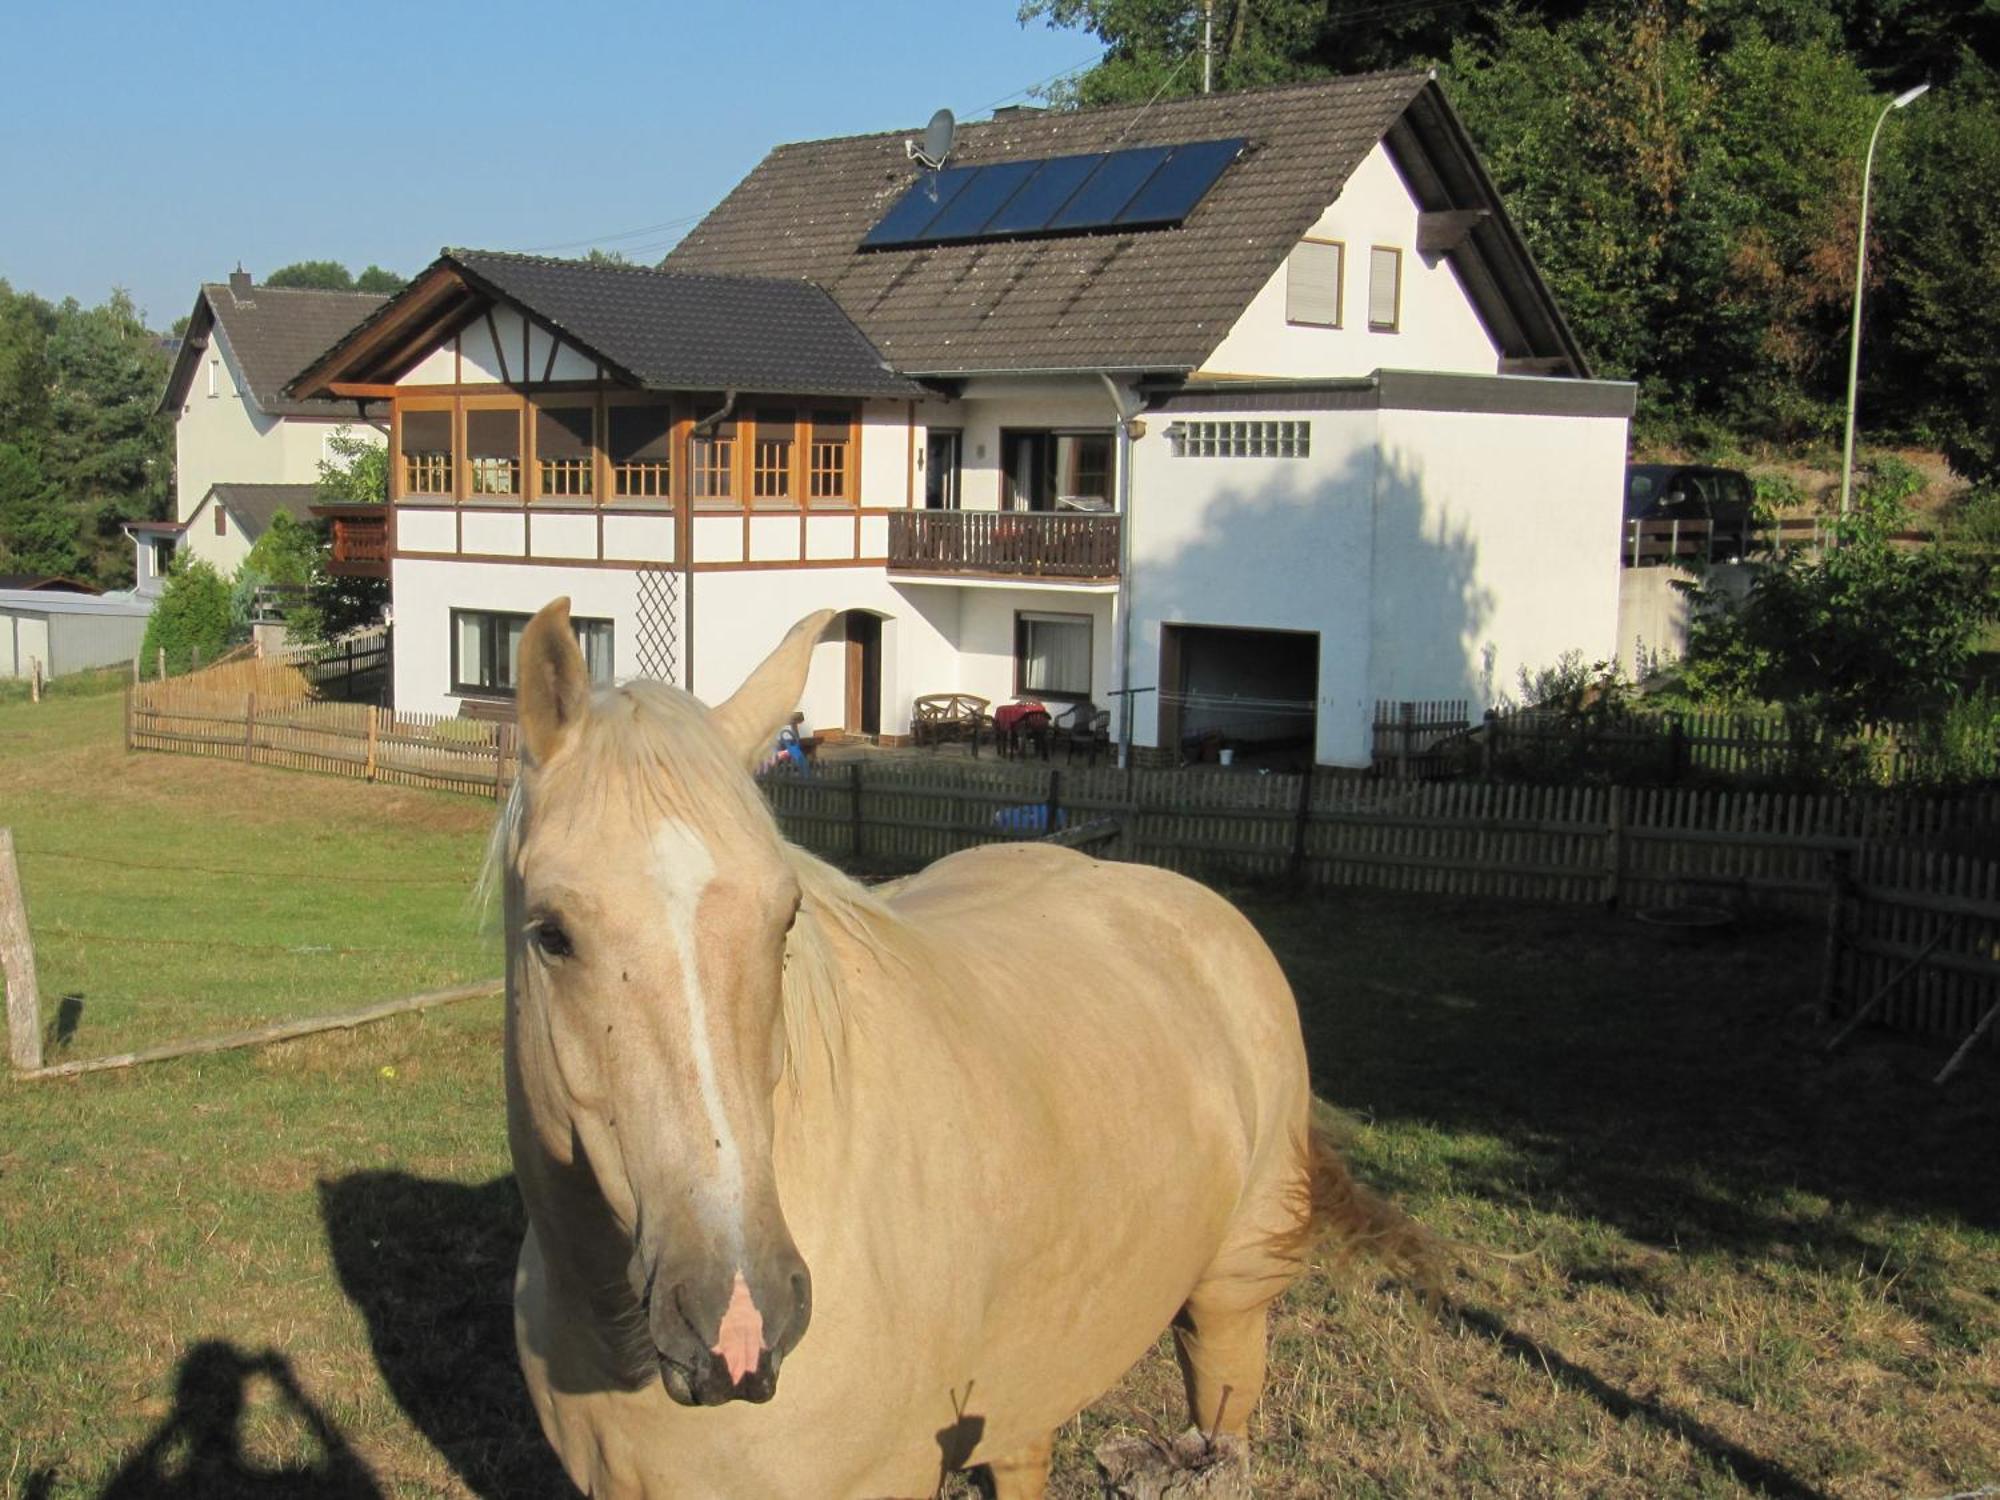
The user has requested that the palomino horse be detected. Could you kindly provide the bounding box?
[499,599,1415,1499]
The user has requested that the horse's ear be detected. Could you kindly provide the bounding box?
[710,610,837,768]
[517,597,592,767]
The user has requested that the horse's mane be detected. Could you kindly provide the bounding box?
[481,680,902,1093]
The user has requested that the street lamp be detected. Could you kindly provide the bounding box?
[1839,80,1931,518]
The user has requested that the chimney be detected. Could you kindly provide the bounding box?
[228,266,252,300]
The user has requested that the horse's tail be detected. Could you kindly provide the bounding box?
[1277,1123,1440,1295]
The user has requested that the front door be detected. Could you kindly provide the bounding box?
[924,431,961,509]
[844,611,881,737]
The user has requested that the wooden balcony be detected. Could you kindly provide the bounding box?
[887,510,1120,581]
[312,503,390,579]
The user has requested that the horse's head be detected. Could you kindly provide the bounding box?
[504,598,834,1407]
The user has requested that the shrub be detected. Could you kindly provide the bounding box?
[139,557,233,676]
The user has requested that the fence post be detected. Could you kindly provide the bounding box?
[1397,702,1414,781]
[130,653,140,686]
[1818,850,1853,1025]
[1045,768,1063,837]
[1482,709,1497,781]
[123,685,132,752]
[1667,717,1688,784]
[849,762,865,862]
[1289,769,1313,881]
[1603,786,1626,907]
[156,647,166,681]
[29,658,42,704]
[191,645,202,672]
[365,706,380,782]
[244,692,256,764]
[1,828,43,1073]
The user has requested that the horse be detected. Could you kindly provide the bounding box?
[497,598,1422,1499]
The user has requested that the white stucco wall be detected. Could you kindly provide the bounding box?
[1200,143,1501,381]
[183,495,255,576]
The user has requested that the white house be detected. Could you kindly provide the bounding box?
[289,71,1633,767]
[141,274,388,579]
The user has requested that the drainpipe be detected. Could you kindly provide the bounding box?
[685,389,739,693]
[1098,373,1143,768]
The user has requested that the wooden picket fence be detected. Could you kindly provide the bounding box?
[124,687,2000,1061]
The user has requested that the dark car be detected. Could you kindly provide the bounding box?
[1624,463,1755,563]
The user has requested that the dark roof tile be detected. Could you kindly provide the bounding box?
[162,286,388,418]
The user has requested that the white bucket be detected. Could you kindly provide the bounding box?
[1218,748,1235,767]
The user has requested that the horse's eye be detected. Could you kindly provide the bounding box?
[532,920,573,960]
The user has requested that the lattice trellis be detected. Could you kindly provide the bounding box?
[634,568,679,684]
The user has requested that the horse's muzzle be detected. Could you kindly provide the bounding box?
[646,1260,812,1408]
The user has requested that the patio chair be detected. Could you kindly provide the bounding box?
[1060,699,1112,766]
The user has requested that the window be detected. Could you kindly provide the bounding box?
[1169,420,1310,458]
[401,408,453,496]
[466,406,522,499]
[536,404,595,499]
[808,411,852,506]
[451,608,614,696]
[153,540,176,575]
[751,409,795,507]
[214,505,226,537]
[1002,430,1115,512]
[1286,239,1343,327]
[689,420,736,508]
[924,430,961,510]
[1368,246,1402,332]
[1015,611,1092,700]
[608,403,672,499]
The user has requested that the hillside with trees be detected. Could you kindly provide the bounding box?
[1022,0,1998,489]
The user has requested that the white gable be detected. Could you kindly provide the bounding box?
[1200,143,1500,380]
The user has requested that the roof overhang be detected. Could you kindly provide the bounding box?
[158,293,216,415]
[287,259,525,399]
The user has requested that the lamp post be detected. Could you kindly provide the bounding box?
[1839,81,1931,518]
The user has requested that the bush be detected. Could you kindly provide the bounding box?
[139,557,233,676]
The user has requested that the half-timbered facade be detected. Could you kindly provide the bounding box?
[290,72,1636,765]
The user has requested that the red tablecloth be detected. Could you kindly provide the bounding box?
[992,701,1048,734]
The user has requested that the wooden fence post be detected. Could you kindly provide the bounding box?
[29,658,42,703]
[1045,769,1063,837]
[190,645,202,672]
[244,692,256,764]
[365,706,380,782]
[849,762,865,862]
[1,828,43,1073]
[123,685,132,751]
[130,653,140,686]
[1667,718,1688,783]
[1397,703,1414,781]
[1817,850,1853,1025]
[1481,709,1497,781]
[1603,786,1626,907]
[1289,769,1314,881]
[156,647,166,681]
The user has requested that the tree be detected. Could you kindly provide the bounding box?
[139,557,234,675]
[232,511,323,637]
[265,261,356,291]
[354,265,408,294]
[0,442,84,577]
[1676,466,1990,729]
[302,426,390,641]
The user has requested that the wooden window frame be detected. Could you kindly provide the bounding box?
[1285,237,1344,329]
[461,394,526,504]
[1013,610,1094,702]
[395,396,457,502]
[687,398,860,512]
[806,407,859,510]
[530,394,599,504]
[604,392,677,507]
[213,505,226,537]
[1368,245,1403,333]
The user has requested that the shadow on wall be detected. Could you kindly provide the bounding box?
[91,1341,381,1499]
[317,1173,578,1500]
[1136,443,1496,760]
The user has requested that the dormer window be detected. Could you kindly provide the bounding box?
[1368,246,1402,332]
[1285,239,1343,328]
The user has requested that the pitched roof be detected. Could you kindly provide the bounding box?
[663,72,1586,378]
[289,251,922,401]
[194,483,319,544]
[162,284,389,418]
[0,574,98,594]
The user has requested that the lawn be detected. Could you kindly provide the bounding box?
[1,693,1995,1497]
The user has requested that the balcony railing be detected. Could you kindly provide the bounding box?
[313,504,390,579]
[888,510,1121,580]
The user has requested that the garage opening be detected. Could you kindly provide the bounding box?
[1159,625,1318,770]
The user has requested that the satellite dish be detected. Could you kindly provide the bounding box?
[907,108,956,170]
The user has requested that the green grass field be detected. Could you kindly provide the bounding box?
[1,694,1995,1497]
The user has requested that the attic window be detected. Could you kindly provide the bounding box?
[1368,247,1402,332]
[1285,240,1343,328]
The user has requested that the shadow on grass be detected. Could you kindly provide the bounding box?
[1265,889,2000,1341]
[317,1172,576,1500]
[91,1341,380,1498]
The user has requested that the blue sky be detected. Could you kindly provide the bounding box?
[0,1,1097,329]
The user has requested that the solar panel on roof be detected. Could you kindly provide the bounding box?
[917,159,1042,241]
[1116,137,1246,226]
[859,164,978,248]
[982,152,1106,236]
[860,137,1245,250]
[1046,145,1171,231]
